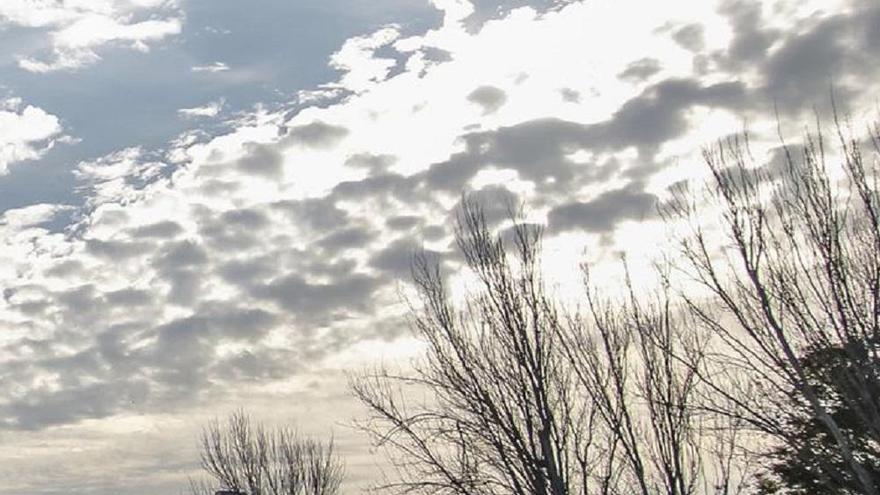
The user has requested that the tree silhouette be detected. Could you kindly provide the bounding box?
[664,114,880,495]
[190,411,344,495]
[756,341,880,494]
[352,198,741,495]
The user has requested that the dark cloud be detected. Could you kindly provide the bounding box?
[549,183,657,233]
[316,225,376,251]
[86,239,152,260]
[467,85,508,115]
[385,215,420,231]
[1,380,151,430]
[759,9,877,114]
[105,288,154,308]
[44,259,85,278]
[217,257,277,287]
[282,121,349,149]
[370,237,444,279]
[165,269,203,306]
[213,348,299,382]
[220,208,271,229]
[199,178,241,197]
[198,207,272,251]
[345,153,397,175]
[237,142,284,178]
[581,78,745,155]
[456,185,519,226]
[713,0,880,115]
[272,198,349,231]
[672,23,705,52]
[130,221,184,239]
[331,172,418,203]
[559,88,581,103]
[419,78,745,195]
[422,224,447,241]
[421,46,453,63]
[252,273,382,322]
[618,58,662,82]
[154,240,209,272]
[716,0,780,69]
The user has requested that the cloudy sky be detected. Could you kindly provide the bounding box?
[0,0,877,493]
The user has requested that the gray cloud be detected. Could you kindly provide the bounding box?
[154,240,209,272]
[672,23,705,52]
[371,237,444,279]
[252,273,382,323]
[2,380,151,430]
[283,121,349,149]
[467,85,508,115]
[560,88,581,103]
[272,198,350,232]
[619,58,662,82]
[237,142,284,178]
[456,185,519,226]
[419,78,745,195]
[316,225,376,251]
[716,0,780,69]
[759,9,878,114]
[217,256,277,287]
[345,153,397,175]
[713,0,880,115]
[331,172,419,203]
[549,183,657,233]
[197,206,273,251]
[385,215,420,231]
[130,221,184,239]
[86,239,152,260]
[105,288,154,308]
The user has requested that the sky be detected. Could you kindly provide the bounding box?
[0,0,877,493]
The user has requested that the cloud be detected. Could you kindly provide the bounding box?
[618,58,662,82]
[178,99,225,119]
[467,85,508,114]
[2,0,182,72]
[191,62,230,73]
[0,7,877,492]
[0,99,67,175]
[323,26,402,94]
[672,24,705,52]
[283,121,350,149]
[549,184,658,233]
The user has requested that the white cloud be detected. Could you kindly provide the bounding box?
[178,99,225,119]
[191,61,230,73]
[0,98,67,174]
[322,26,402,94]
[1,0,182,72]
[0,203,73,230]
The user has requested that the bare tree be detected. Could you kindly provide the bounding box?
[559,264,750,495]
[352,199,582,495]
[190,410,344,495]
[351,198,743,495]
[664,115,880,494]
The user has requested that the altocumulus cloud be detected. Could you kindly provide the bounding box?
[0,0,182,72]
[0,0,878,493]
[0,98,69,175]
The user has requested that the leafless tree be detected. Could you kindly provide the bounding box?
[351,198,743,495]
[352,199,582,495]
[664,114,880,494]
[190,410,344,495]
[559,263,751,495]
